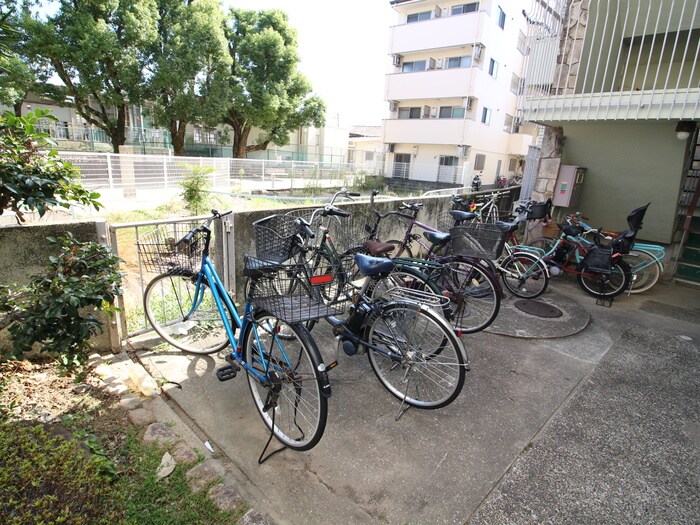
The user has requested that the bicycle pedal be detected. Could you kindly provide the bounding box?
[326,360,338,370]
[216,364,240,381]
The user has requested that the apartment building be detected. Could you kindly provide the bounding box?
[383,0,536,190]
[520,0,699,280]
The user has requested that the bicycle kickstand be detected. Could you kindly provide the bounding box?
[394,375,413,421]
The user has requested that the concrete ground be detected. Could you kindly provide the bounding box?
[137,276,700,525]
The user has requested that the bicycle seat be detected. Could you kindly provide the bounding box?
[558,224,584,237]
[423,231,450,245]
[364,239,396,256]
[449,210,476,224]
[495,220,519,233]
[354,253,395,276]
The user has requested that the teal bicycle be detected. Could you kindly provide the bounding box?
[137,210,331,458]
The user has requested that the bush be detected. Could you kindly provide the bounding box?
[0,233,123,370]
[179,164,213,215]
[0,422,121,525]
[0,109,102,222]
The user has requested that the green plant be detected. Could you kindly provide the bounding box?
[0,233,123,371]
[0,109,102,222]
[179,164,213,215]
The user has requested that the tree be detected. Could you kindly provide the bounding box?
[221,9,325,158]
[148,0,230,156]
[24,0,159,153]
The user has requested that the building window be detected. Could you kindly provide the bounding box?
[439,106,466,119]
[407,11,431,23]
[497,6,506,29]
[398,107,422,119]
[474,153,486,171]
[365,151,374,161]
[508,158,518,172]
[402,60,426,73]
[503,114,514,133]
[446,55,472,68]
[481,107,491,125]
[451,3,479,15]
[488,58,498,78]
[517,31,527,55]
[393,153,411,179]
[510,73,521,94]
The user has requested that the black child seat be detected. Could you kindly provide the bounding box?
[610,203,650,255]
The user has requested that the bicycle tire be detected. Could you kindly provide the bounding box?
[436,256,500,333]
[243,312,328,451]
[577,259,632,299]
[623,249,661,293]
[366,301,466,409]
[500,252,550,299]
[387,239,413,258]
[144,271,232,354]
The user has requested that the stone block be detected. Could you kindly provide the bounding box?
[186,459,226,493]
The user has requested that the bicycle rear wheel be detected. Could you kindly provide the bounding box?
[366,302,466,409]
[500,252,549,299]
[243,312,328,451]
[623,249,661,293]
[437,257,500,333]
[577,259,631,299]
[144,271,232,354]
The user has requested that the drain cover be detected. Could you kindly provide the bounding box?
[514,299,563,318]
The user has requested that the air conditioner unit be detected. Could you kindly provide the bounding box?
[435,58,443,69]
[427,57,436,70]
[433,6,442,18]
[473,44,484,62]
[392,54,402,66]
[457,145,469,157]
[386,143,395,153]
[389,101,398,112]
[463,97,474,110]
[430,106,438,118]
[422,105,431,118]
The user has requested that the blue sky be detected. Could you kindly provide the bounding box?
[226,1,397,128]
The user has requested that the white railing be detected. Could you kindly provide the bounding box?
[521,0,700,121]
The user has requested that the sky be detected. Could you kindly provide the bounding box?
[224,0,397,129]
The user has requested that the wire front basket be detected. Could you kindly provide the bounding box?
[450,223,508,260]
[244,256,346,323]
[253,214,303,263]
[136,223,204,273]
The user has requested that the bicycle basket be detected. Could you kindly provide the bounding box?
[576,246,612,275]
[136,223,204,273]
[244,255,346,323]
[450,223,508,260]
[333,209,373,253]
[253,214,303,263]
[437,211,456,232]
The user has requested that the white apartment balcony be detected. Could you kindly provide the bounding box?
[389,11,486,55]
[521,0,700,122]
[384,117,481,145]
[386,67,487,100]
[506,131,533,155]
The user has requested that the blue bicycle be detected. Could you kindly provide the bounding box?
[138,210,331,455]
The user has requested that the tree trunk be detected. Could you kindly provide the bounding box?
[13,101,23,117]
[170,120,188,156]
[110,105,128,153]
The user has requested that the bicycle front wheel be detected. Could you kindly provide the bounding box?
[623,249,661,293]
[577,259,631,299]
[243,313,328,451]
[144,271,232,354]
[500,252,550,299]
[366,302,466,409]
[437,257,500,333]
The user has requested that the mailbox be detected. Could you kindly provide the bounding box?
[552,165,586,208]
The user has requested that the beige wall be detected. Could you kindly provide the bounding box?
[557,120,686,244]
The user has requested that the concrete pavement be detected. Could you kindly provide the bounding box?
[136,277,700,525]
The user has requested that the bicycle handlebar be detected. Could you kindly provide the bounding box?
[176,209,233,246]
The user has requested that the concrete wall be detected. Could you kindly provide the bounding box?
[0,220,115,353]
[557,120,685,244]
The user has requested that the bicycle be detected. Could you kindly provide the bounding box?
[277,201,470,417]
[136,210,332,458]
[358,191,502,334]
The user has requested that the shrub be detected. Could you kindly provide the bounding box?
[0,109,102,222]
[179,164,213,215]
[0,233,123,370]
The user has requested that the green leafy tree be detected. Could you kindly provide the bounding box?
[0,108,101,222]
[179,164,212,215]
[221,9,326,158]
[148,0,230,156]
[24,0,159,153]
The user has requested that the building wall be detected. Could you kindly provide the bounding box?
[558,120,685,244]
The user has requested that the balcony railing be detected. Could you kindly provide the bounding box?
[521,0,700,121]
